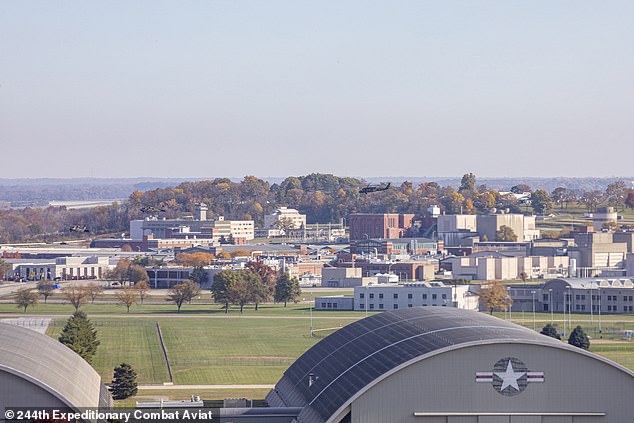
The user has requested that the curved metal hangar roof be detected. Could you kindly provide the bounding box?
[267,307,634,423]
[0,322,111,410]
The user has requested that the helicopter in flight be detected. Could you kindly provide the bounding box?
[359,182,391,194]
[140,205,167,214]
[69,225,89,233]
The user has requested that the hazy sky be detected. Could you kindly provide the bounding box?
[1,1,633,179]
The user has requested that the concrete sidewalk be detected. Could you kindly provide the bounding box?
[137,384,275,390]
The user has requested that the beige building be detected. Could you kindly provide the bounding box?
[593,206,618,230]
[476,214,540,242]
[571,231,628,276]
[438,213,540,246]
[451,255,569,281]
[321,267,376,288]
[264,206,306,230]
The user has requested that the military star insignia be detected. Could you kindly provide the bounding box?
[494,359,526,391]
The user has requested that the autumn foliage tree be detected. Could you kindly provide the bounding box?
[62,285,89,311]
[84,283,104,303]
[167,280,200,312]
[15,287,39,312]
[116,286,139,313]
[174,252,215,267]
[479,282,512,315]
[37,280,56,303]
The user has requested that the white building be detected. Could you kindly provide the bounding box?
[353,282,479,312]
[264,207,306,230]
[9,256,114,280]
[130,216,254,241]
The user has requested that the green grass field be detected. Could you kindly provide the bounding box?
[33,308,634,405]
[0,301,363,317]
[535,202,634,234]
[47,316,356,386]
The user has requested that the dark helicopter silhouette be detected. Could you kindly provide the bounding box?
[69,225,89,233]
[140,205,167,214]
[359,182,391,194]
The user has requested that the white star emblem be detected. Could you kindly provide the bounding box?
[494,359,526,392]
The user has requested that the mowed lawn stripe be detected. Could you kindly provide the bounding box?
[48,318,170,384]
[157,317,356,385]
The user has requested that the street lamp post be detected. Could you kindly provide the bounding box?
[365,285,369,318]
[566,286,572,336]
[507,287,512,322]
[589,283,594,332]
[531,290,535,330]
[549,288,553,324]
[563,287,567,337]
[598,286,602,334]
[309,290,313,337]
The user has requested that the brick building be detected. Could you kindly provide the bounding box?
[348,213,415,241]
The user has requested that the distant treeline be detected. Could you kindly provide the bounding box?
[0,176,630,202]
[1,173,632,244]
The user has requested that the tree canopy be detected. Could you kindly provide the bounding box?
[540,323,561,340]
[15,287,39,312]
[568,325,590,350]
[274,272,301,307]
[109,362,138,400]
[479,281,512,315]
[58,310,100,364]
[167,280,200,312]
[495,225,518,242]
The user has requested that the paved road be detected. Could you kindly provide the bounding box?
[0,313,361,320]
[0,282,37,297]
[137,384,275,390]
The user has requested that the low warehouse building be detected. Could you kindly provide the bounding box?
[0,323,112,417]
[266,307,634,422]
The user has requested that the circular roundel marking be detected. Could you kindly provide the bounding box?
[492,357,528,396]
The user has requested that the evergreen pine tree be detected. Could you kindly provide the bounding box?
[540,323,561,340]
[109,362,138,400]
[58,310,100,364]
[568,325,590,350]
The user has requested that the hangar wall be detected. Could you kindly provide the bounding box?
[349,343,633,423]
[0,370,69,411]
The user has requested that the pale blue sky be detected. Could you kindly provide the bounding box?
[1,1,633,178]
